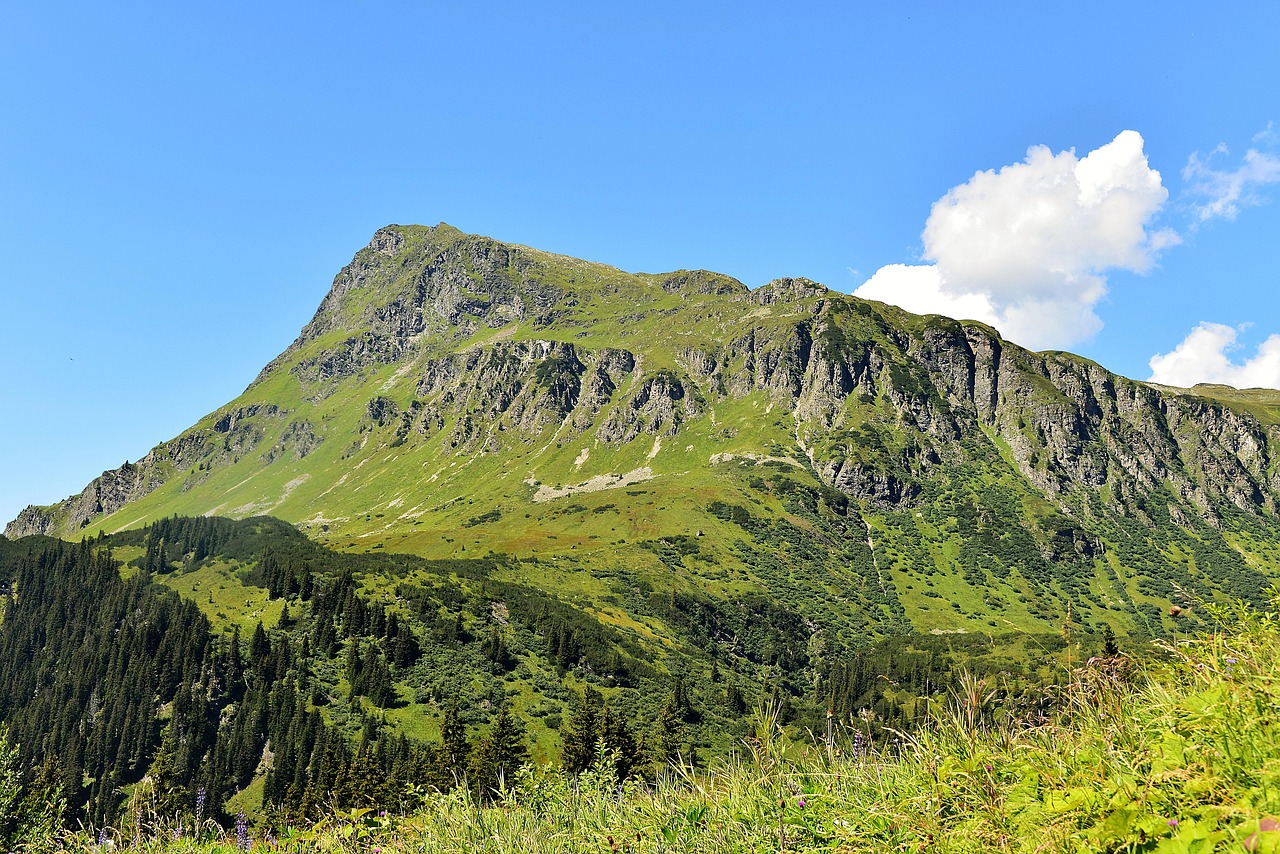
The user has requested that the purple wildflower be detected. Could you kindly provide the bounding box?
[851,729,867,758]
[1168,818,1179,829]
[236,809,251,852]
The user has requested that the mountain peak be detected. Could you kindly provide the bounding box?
[9,226,1280,644]
[651,269,747,296]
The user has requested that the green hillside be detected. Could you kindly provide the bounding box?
[12,224,1280,645]
[0,516,1093,833]
[22,597,1280,852]
[5,223,1280,835]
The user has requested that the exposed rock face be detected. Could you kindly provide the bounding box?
[6,404,285,537]
[9,222,1280,554]
[748,277,828,306]
[598,369,700,444]
[657,270,747,296]
[7,506,53,537]
[10,459,167,535]
[255,225,562,385]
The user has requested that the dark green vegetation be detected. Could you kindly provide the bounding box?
[10,223,1280,647]
[22,601,1280,852]
[0,518,1109,830]
[15,224,1280,645]
[5,224,1280,836]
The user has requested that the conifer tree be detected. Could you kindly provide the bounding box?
[342,741,385,808]
[469,705,528,801]
[1103,624,1120,657]
[560,690,601,774]
[671,676,695,721]
[650,694,685,767]
[481,628,510,670]
[147,723,190,821]
[439,700,470,778]
[250,621,270,664]
[346,638,363,697]
[599,707,641,781]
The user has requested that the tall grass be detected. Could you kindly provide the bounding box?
[52,601,1280,853]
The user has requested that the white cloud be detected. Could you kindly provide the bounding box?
[1148,322,1280,389]
[855,263,998,323]
[854,130,1175,350]
[1183,142,1280,223]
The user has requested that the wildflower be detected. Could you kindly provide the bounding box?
[195,786,207,826]
[1168,818,1179,829]
[984,764,993,772]
[797,797,807,808]
[236,809,251,852]
[1226,658,1237,665]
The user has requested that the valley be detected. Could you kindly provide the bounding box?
[4,223,1280,832]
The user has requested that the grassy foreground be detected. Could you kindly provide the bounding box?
[58,603,1280,853]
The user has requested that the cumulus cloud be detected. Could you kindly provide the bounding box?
[1183,141,1280,223]
[1148,323,1280,389]
[854,130,1176,350]
[854,263,997,323]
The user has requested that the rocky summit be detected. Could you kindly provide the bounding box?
[10,223,1280,641]
[9,222,1280,831]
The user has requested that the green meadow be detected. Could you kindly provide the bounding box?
[32,598,1280,853]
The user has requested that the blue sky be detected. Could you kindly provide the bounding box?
[2,2,1279,527]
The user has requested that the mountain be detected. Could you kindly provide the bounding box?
[10,222,1280,642]
[7,222,1280,827]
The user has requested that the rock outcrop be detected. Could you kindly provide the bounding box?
[9,224,1280,570]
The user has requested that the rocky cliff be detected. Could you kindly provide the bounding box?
[10,224,1280,636]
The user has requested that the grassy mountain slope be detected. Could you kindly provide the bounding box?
[45,601,1280,852]
[0,515,1103,831]
[10,223,1280,652]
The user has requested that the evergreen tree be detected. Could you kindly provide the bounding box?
[147,723,190,821]
[346,638,364,697]
[671,676,696,722]
[560,690,601,774]
[650,695,685,767]
[341,742,386,808]
[725,683,747,715]
[392,623,420,667]
[439,701,470,779]
[481,628,511,670]
[1103,624,1120,657]
[599,707,641,782]
[250,621,270,664]
[469,706,528,802]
